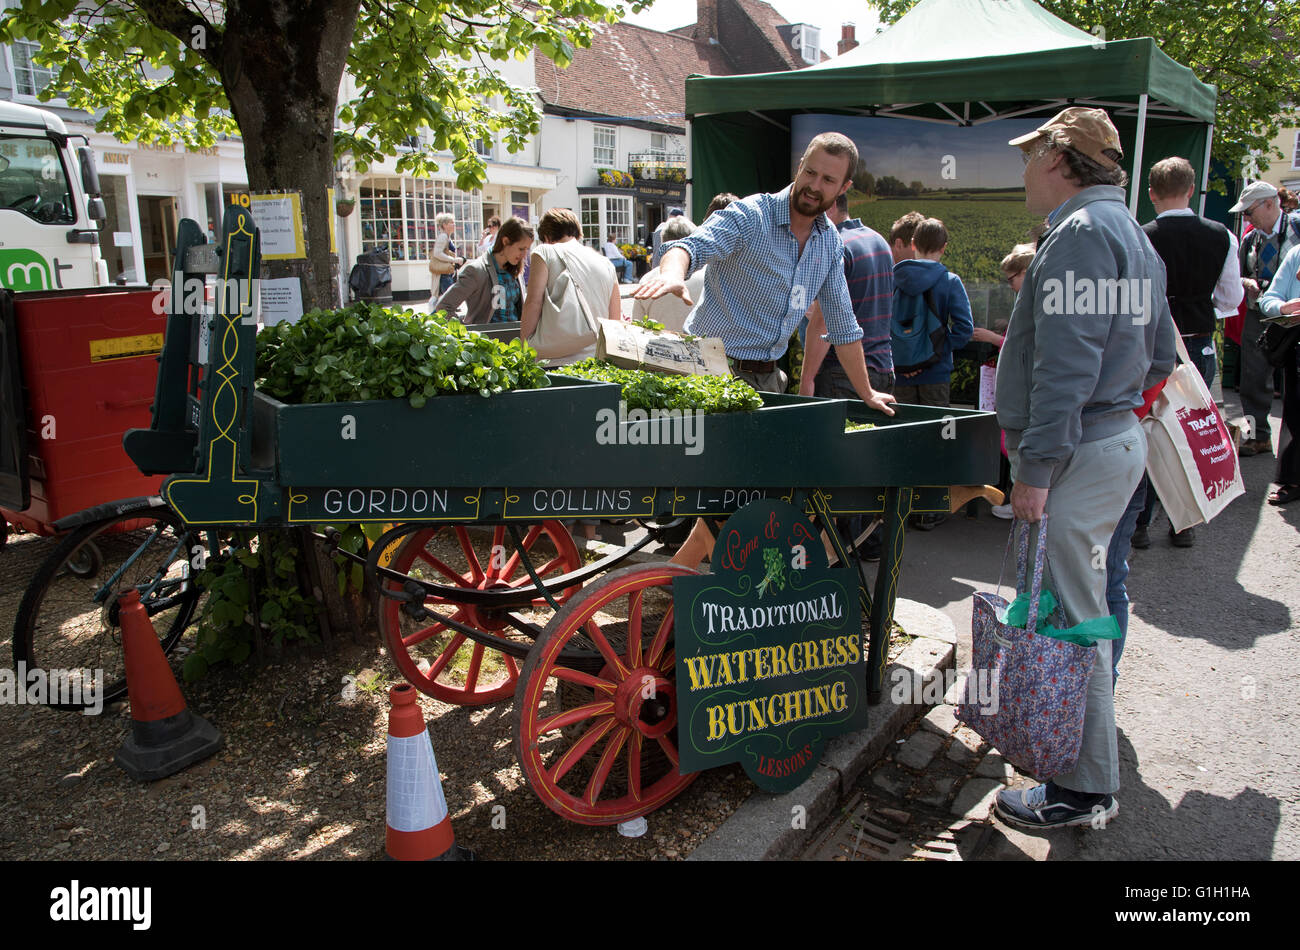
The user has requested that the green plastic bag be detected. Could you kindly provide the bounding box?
[997,589,1121,647]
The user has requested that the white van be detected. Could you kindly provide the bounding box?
[0,100,108,291]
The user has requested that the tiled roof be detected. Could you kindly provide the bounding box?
[537,19,734,130]
[669,0,828,71]
[724,0,804,71]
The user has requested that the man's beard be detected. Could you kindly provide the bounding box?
[793,186,834,216]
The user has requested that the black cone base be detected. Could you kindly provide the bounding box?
[435,843,478,862]
[115,708,223,782]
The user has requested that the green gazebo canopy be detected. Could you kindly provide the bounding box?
[684,0,1217,223]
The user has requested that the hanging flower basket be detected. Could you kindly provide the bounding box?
[336,198,357,217]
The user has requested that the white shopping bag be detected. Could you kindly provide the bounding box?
[1141,335,1245,531]
[978,363,997,412]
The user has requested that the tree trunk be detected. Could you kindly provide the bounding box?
[220,0,360,310]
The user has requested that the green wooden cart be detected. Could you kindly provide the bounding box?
[67,204,1000,824]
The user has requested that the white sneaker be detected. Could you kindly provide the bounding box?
[990,503,1014,520]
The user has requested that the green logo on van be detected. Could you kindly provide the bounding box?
[0,249,53,291]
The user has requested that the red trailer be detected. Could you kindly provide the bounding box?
[0,287,168,547]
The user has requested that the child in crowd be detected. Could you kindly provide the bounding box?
[975,243,1035,518]
[891,217,974,529]
[888,211,925,264]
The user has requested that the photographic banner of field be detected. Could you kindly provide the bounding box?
[851,194,1039,286]
[793,114,1047,330]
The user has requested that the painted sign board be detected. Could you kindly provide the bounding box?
[673,499,866,792]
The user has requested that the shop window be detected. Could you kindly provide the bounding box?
[580,197,601,246]
[579,195,633,248]
[95,175,135,283]
[360,177,403,259]
[361,176,481,261]
[511,190,532,222]
[605,196,631,243]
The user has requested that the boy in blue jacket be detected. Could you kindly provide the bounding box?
[891,218,974,407]
[891,217,974,529]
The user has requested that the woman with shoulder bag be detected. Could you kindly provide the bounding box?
[520,207,620,366]
[1257,243,1300,505]
[433,218,534,324]
[429,212,465,296]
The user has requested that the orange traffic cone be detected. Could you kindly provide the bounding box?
[385,683,474,860]
[114,590,222,781]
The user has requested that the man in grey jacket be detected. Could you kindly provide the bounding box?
[992,108,1177,831]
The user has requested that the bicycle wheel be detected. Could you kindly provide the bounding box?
[12,503,203,712]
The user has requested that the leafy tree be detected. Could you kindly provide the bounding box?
[876,174,906,196]
[1,1,646,307]
[853,162,875,196]
[908,179,924,196]
[870,0,1300,176]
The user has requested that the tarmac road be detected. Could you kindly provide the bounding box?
[891,399,1298,860]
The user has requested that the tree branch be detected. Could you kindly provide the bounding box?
[131,0,222,70]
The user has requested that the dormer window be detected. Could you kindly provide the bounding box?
[792,24,820,64]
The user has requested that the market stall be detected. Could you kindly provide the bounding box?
[684,0,1217,224]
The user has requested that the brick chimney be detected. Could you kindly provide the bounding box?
[838,22,858,56]
[697,0,719,43]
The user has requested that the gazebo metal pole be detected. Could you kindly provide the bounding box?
[1128,93,1149,215]
[1198,124,1216,217]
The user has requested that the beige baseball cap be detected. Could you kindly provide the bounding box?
[1009,107,1124,170]
[1228,180,1278,213]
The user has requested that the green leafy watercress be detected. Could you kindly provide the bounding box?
[256,302,550,406]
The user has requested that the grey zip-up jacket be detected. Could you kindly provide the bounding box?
[996,185,1177,488]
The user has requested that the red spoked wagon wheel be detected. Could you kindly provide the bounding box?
[381,522,582,705]
[515,563,700,825]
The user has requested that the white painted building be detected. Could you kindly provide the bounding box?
[536,3,821,253]
[1,35,558,302]
[3,34,249,286]
[4,0,814,298]
[336,50,560,302]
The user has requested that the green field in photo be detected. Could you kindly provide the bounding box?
[847,192,1040,287]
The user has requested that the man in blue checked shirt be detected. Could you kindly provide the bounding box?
[633,132,897,416]
[635,133,896,571]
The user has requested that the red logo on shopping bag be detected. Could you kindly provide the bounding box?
[1175,405,1237,500]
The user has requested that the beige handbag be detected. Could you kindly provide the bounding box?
[428,234,457,276]
[526,245,600,361]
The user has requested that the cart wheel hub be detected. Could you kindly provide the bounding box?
[609,666,675,738]
[465,579,519,632]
